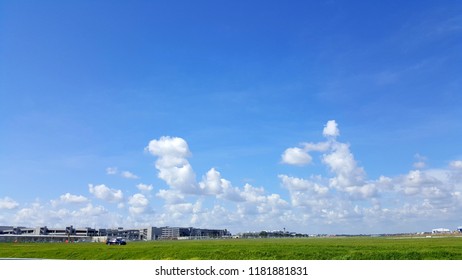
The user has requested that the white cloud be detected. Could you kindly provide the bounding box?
[146,137,290,221]
[343,184,377,199]
[322,142,369,196]
[0,197,19,210]
[199,168,239,198]
[145,135,294,229]
[128,193,149,215]
[199,168,223,195]
[279,174,329,195]
[256,193,290,215]
[279,174,335,213]
[233,183,291,218]
[121,171,139,179]
[281,121,336,166]
[302,142,330,152]
[191,204,238,229]
[106,167,118,175]
[74,203,107,217]
[198,168,243,201]
[413,161,426,169]
[389,169,455,209]
[128,194,149,207]
[51,193,89,207]
[6,120,462,234]
[239,184,265,203]
[147,136,198,194]
[14,202,46,226]
[165,202,199,215]
[59,193,88,204]
[450,160,462,169]
[281,147,312,165]
[137,183,153,192]
[413,153,427,169]
[14,209,37,224]
[276,120,462,232]
[156,189,185,204]
[88,184,124,203]
[107,167,139,179]
[281,126,372,199]
[8,200,124,229]
[146,136,191,158]
[219,184,244,202]
[162,201,203,224]
[323,120,340,138]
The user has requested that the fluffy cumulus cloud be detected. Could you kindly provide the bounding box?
[14,202,47,226]
[88,184,124,203]
[128,193,149,215]
[323,120,340,138]
[140,127,462,232]
[281,141,329,166]
[277,120,462,232]
[146,136,197,194]
[281,147,312,166]
[145,136,294,230]
[322,142,371,197]
[58,193,88,203]
[4,120,462,234]
[73,204,108,218]
[278,175,329,196]
[8,199,125,228]
[199,168,225,195]
[198,168,242,200]
[156,189,186,204]
[51,193,89,207]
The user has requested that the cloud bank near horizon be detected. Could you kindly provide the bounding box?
[2,120,462,234]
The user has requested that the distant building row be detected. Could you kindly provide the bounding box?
[0,225,231,242]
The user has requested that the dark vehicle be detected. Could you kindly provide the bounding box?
[106,237,127,245]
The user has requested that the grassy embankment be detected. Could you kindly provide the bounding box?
[1,237,461,260]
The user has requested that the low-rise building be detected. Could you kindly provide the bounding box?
[432,228,451,234]
[0,225,231,242]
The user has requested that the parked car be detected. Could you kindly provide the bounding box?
[106,237,127,245]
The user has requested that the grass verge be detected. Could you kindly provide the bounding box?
[1,237,461,260]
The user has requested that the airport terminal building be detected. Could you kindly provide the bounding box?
[0,225,231,242]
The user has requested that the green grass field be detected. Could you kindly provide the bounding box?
[1,237,461,260]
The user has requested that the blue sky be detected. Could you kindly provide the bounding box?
[1,0,462,234]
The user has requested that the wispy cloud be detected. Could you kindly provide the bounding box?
[106,167,139,179]
[0,197,19,210]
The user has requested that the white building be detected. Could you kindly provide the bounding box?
[432,228,451,234]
